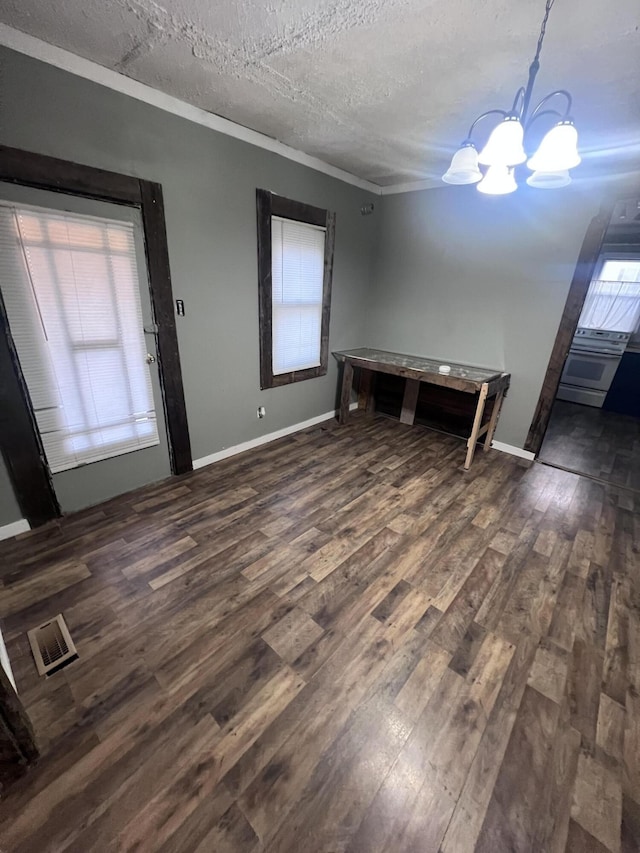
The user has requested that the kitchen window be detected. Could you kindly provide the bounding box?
[579,256,640,334]
[0,203,159,473]
[256,189,335,389]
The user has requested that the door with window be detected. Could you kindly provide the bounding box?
[0,185,171,512]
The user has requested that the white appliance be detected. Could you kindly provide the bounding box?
[557,328,630,407]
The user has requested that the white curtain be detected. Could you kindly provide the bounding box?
[579,279,640,333]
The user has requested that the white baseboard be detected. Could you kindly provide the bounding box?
[491,441,535,461]
[0,519,30,542]
[193,403,359,470]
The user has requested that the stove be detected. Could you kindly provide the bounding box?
[557,328,630,407]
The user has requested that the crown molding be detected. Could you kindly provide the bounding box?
[379,178,441,195]
[0,24,383,195]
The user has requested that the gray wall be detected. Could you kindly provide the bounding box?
[1,44,638,526]
[0,46,378,525]
[366,179,637,448]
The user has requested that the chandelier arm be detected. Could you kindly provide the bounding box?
[529,90,573,123]
[524,108,564,135]
[466,109,508,142]
[510,87,526,117]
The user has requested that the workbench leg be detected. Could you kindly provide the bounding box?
[483,389,505,452]
[366,372,377,415]
[339,361,354,424]
[465,382,489,470]
[400,379,421,425]
[358,369,376,415]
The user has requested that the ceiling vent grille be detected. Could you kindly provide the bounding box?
[27,614,78,677]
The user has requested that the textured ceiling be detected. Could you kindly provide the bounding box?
[1,0,639,186]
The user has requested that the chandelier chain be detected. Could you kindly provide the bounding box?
[534,0,556,65]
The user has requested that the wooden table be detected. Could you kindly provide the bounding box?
[333,348,510,470]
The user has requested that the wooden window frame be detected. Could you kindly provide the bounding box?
[0,145,192,527]
[256,189,336,389]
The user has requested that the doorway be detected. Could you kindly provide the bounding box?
[0,145,191,527]
[528,196,640,490]
[0,185,172,512]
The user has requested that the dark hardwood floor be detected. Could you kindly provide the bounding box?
[0,412,639,852]
[540,399,640,491]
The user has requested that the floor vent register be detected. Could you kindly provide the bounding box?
[27,614,79,677]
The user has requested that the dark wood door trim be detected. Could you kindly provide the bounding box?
[0,663,39,791]
[0,288,60,526]
[0,145,142,205]
[139,181,192,475]
[0,145,192,527]
[524,201,615,455]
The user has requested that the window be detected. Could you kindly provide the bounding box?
[256,190,335,388]
[0,203,159,473]
[579,256,640,333]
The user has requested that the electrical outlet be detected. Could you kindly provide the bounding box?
[257,406,266,419]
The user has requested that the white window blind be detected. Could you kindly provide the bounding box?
[579,260,640,333]
[0,203,159,473]
[271,216,326,375]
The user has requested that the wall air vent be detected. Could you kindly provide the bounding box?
[27,614,78,677]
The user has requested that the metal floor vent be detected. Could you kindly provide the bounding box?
[27,614,79,677]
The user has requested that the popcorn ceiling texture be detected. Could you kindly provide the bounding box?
[1,0,639,185]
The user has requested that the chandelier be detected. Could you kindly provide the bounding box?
[442,0,580,194]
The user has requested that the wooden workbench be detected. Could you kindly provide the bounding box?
[333,348,510,470]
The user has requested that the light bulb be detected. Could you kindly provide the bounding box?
[527,120,581,172]
[477,165,518,195]
[478,117,527,167]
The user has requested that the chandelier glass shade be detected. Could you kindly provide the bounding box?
[477,165,518,196]
[526,169,571,189]
[478,117,527,167]
[526,120,581,171]
[442,0,579,192]
[442,143,483,184]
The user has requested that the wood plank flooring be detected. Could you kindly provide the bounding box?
[539,399,640,491]
[0,412,639,852]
